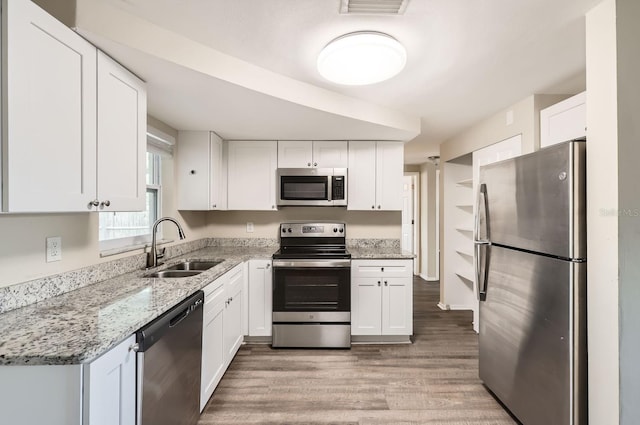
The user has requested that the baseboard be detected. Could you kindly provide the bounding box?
[351,335,412,344]
[419,273,439,282]
[448,304,474,311]
[243,335,272,344]
[437,302,449,310]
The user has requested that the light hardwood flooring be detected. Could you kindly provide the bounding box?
[198,277,518,425]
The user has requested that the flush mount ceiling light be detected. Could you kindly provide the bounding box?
[317,31,407,85]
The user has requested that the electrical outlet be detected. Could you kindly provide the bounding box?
[46,237,62,262]
[246,222,254,233]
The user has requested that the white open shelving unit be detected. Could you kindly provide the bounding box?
[441,158,475,311]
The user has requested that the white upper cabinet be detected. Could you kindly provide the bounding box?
[227,141,278,210]
[540,91,586,148]
[177,131,227,210]
[277,141,347,168]
[2,0,97,212]
[348,141,403,211]
[96,51,146,212]
[1,0,146,212]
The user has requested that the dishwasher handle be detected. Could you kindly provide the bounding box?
[136,290,204,352]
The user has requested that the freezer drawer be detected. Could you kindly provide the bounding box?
[478,140,585,259]
[479,245,586,425]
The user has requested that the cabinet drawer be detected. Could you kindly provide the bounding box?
[351,259,412,278]
[204,285,225,325]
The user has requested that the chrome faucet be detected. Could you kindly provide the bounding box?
[147,217,186,268]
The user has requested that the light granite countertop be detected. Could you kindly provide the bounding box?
[0,246,275,366]
[0,241,412,366]
[348,247,415,259]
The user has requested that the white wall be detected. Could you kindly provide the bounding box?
[587,0,640,423]
[204,209,401,240]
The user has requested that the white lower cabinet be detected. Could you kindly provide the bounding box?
[248,259,272,337]
[200,263,246,411]
[351,259,413,337]
[0,335,136,425]
[83,334,137,425]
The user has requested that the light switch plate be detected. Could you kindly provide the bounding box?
[246,222,254,233]
[46,237,62,262]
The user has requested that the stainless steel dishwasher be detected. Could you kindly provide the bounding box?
[136,291,204,425]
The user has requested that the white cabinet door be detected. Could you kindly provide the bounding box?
[96,51,146,212]
[376,142,404,210]
[351,277,383,335]
[3,0,97,212]
[540,92,586,148]
[313,141,348,168]
[177,131,211,210]
[277,141,313,167]
[200,285,226,412]
[83,335,136,425]
[347,141,377,210]
[223,267,244,365]
[381,277,413,335]
[227,141,278,210]
[248,259,273,337]
[177,131,227,210]
[209,133,227,210]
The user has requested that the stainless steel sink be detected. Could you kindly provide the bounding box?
[144,270,203,278]
[165,260,223,271]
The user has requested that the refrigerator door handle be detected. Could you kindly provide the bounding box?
[475,243,489,301]
[475,183,489,243]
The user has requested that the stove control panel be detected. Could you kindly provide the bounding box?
[280,222,345,237]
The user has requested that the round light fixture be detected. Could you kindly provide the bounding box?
[317,31,407,85]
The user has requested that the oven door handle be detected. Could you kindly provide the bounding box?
[272,259,351,268]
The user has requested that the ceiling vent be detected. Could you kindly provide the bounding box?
[340,0,409,15]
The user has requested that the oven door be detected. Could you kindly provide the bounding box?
[272,259,350,323]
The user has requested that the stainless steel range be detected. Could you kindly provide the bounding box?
[272,222,351,348]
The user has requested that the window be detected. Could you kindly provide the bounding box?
[99,151,162,252]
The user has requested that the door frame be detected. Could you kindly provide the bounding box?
[403,172,420,274]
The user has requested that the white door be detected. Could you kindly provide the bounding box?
[96,51,146,212]
[177,131,211,210]
[248,260,273,337]
[200,287,226,411]
[351,278,382,335]
[277,140,313,167]
[227,141,278,210]
[472,134,522,332]
[84,335,136,425]
[401,175,414,255]
[376,142,404,210]
[382,277,413,335]
[312,141,348,168]
[347,141,377,210]
[5,0,97,212]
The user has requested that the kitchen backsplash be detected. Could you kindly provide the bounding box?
[0,237,398,314]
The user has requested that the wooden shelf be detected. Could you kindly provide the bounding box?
[456,204,473,211]
[455,227,473,233]
[456,178,473,187]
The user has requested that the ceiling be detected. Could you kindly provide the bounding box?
[73,0,600,163]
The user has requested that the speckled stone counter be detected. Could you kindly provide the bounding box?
[347,238,415,259]
[348,246,415,259]
[0,246,275,366]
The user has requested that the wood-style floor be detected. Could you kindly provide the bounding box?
[198,277,518,425]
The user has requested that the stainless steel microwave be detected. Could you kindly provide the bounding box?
[277,168,347,207]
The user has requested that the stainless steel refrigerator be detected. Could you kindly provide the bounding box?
[474,139,587,425]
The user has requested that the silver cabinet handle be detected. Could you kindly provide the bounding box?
[101,200,111,208]
[384,281,388,286]
[212,204,217,208]
[266,263,271,269]
[381,267,384,272]
[377,281,381,286]
[90,199,100,207]
[129,343,140,352]
[272,205,275,209]
[313,162,317,166]
[377,205,381,209]
[307,162,311,167]
[371,205,375,209]
[190,170,196,175]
